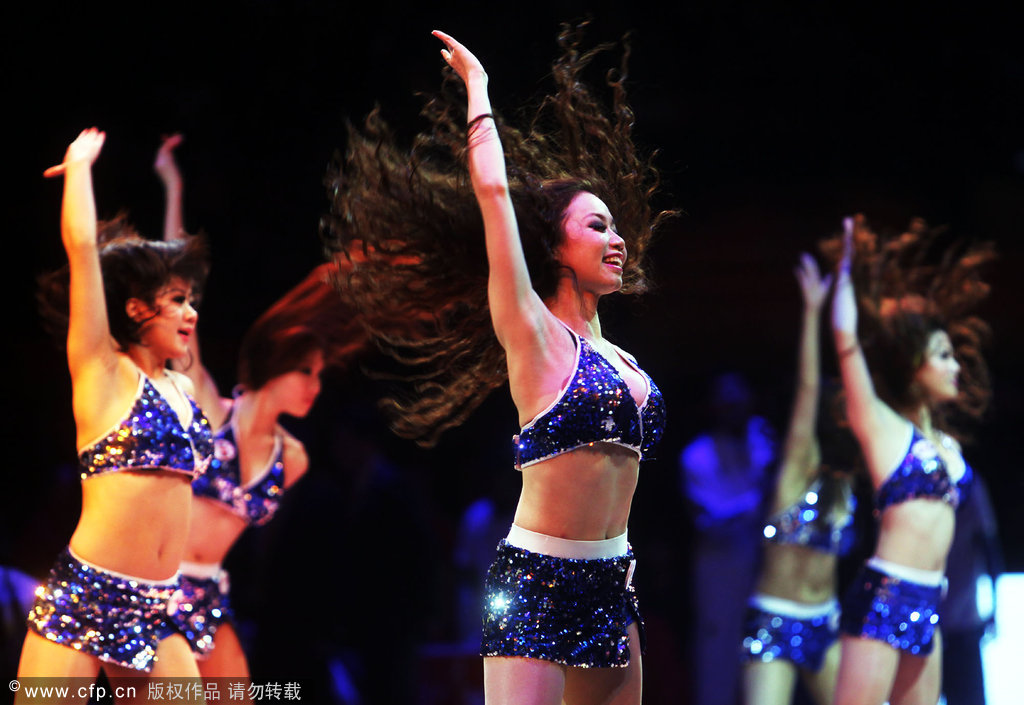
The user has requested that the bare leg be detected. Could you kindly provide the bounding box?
[116,633,206,704]
[198,623,251,679]
[833,636,900,705]
[14,631,102,704]
[803,639,841,705]
[484,655,566,705]
[101,649,202,705]
[890,630,942,705]
[742,660,798,705]
[563,622,643,705]
[149,633,202,678]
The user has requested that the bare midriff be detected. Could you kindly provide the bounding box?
[755,542,838,604]
[512,443,639,541]
[182,497,250,565]
[874,500,955,572]
[71,470,193,580]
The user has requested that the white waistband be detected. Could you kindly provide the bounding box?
[505,524,628,559]
[178,560,225,580]
[867,556,945,587]
[68,545,178,586]
[749,593,838,619]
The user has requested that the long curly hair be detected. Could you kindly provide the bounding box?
[321,20,675,446]
[820,215,993,434]
[38,214,210,351]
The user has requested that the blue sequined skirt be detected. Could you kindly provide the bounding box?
[741,594,840,671]
[26,546,177,672]
[840,564,942,655]
[481,540,641,668]
[167,565,233,657]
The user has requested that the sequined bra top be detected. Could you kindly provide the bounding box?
[513,326,666,470]
[78,373,213,480]
[875,424,972,512]
[191,410,286,526]
[763,477,857,556]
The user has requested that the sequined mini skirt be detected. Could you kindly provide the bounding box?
[840,558,944,656]
[26,546,178,672]
[741,593,840,671]
[481,525,641,668]
[167,561,233,658]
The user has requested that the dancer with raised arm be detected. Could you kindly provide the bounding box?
[321,23,672,705]
[18,128,212,694]
[741,254,856,705]
[154,135,364,679]
[829,215,991,705]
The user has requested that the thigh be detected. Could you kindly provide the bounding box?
[149,632,202,679]
[891,629,942,705]
[563,621,642,705]
[802,639,841,705]
[15,630,104,705]
[484,655,566,705]
[743,660,798,705]
[16,630,103,679]
[198,622,250,679]
[834,635,900,705]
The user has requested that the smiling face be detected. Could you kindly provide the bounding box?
[914,330,961,404]
[554,191,627,296]
[129,276,198,360]
[263,348,325,419]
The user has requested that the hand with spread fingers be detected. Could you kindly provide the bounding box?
[43,127,105,178]
[796,252,832,312]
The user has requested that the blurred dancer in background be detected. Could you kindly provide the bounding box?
[829,215,992,705]
[155,135,364,679]
[741,254,857,705]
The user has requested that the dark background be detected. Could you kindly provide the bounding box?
[4,1,1022,702]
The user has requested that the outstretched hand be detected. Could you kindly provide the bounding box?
[795,252,832,310]
[432,30,486,84]
[831,216,858,334]
[154,133,184,185]
[43,128,105,178]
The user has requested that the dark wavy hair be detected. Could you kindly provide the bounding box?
[37,214,209,351]
[238,263,367,391]
[820,215,993,433]
[320,20,676,445]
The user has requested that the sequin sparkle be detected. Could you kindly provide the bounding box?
[513,333,665,470]
[481,541,641,668]
[27,547,176,672]
[78,376,212,479]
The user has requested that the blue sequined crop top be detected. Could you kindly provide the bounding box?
[190,411,286,526]
[875,424,972,512]
[763,477,857,556]
[78,373,213,479]
[513,326,666,470]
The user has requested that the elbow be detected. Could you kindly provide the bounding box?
[474,180,510,201]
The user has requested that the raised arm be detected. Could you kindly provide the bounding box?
[773,254,830,508]
[432,30,551,348]
[154,133,185,241]
[832,216,904,474]
[45,129,116,378]
[155,135,224,421]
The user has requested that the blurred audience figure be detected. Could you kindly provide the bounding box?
[0,564,37,682]
[942,473,1001,705]
[680,372,777,705]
